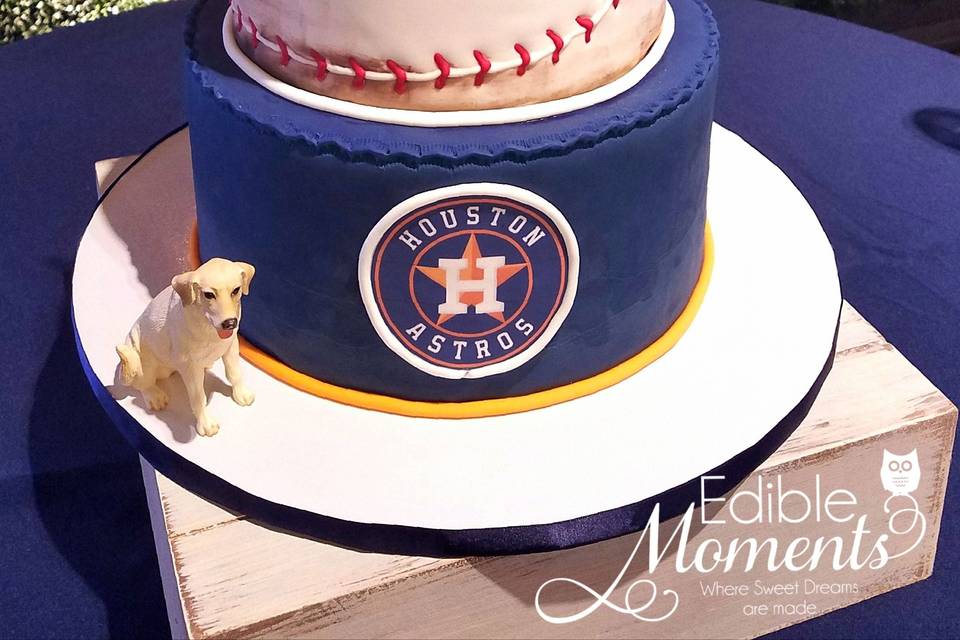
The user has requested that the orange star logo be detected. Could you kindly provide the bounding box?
[416,233,527,325]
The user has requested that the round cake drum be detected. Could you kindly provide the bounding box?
[73,125,841,556]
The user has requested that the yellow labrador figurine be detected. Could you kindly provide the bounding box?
[116,258,256,436]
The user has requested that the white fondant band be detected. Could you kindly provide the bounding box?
[221,1,675,127]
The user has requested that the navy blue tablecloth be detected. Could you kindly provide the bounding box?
[1,0,958,637]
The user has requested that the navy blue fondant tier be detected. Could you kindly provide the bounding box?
[184,0,719,402]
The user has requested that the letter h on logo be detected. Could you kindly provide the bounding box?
[438,256,506,316]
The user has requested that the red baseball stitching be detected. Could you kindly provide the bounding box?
[434,53,451,89]
[349,58,366,88]
[546,29,563,64]
[473,50,491,86]
[514,43,531,76]
[575,16,595,43]
[276,36,290,66]
[386,59,407,94]
[248,17,258,50]
[309,49,328,81]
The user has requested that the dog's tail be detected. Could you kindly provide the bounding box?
[116,331,143,386]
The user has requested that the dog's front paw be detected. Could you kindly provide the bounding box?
[231,384,255,407]
[142,386,169,412]
[195,414,220,437]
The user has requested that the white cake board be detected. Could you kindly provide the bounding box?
[73,125,841,553]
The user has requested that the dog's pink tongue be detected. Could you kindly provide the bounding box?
[217,328,234,340]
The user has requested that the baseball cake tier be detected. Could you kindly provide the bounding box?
[228,0,668,111]
[185,0,719,408]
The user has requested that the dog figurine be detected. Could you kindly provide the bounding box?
[116,258,256,436]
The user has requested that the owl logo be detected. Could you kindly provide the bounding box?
[881,449,921,496]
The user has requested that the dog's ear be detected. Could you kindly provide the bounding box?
[237,262,256,295]
[171,270,199,305]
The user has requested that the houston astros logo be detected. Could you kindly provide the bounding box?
[359,183,579,379]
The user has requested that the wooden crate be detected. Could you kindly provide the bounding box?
[139,303,955,639]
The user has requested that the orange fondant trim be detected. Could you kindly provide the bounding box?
[189,222,714,420]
